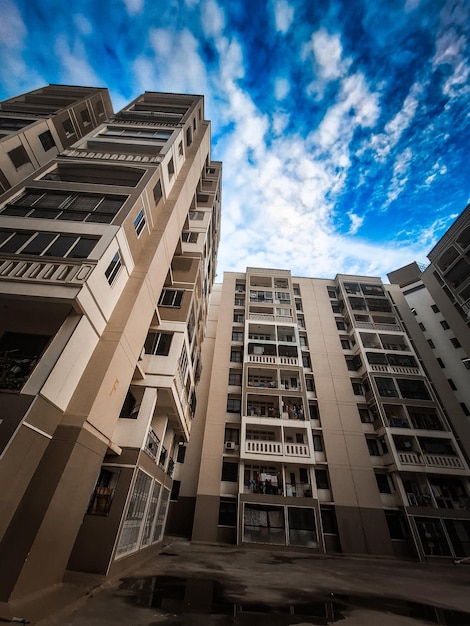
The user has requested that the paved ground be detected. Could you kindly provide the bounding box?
[22,541,470,625]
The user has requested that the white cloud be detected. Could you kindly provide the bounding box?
[274,77,290,100]
[73,14,93,36]
[201,0,225,38]
[311,29,344,80]
[273,0,294,34]
[55,36,100,86]
[432,0,470,97]
[385,147,413,206]
[271,112,289,135]
[359,81,423,161]
[122,0,144,15]
[0,0,26,48]
[348,213,364,235]
[404,0,421,11]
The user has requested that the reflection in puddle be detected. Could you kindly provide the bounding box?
[120,575,470,625]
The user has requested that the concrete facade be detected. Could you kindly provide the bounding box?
[172,267,470,562]
[0,86,221,614]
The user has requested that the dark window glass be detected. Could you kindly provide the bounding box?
[431,304,440,313]
[145,332,173,356]
[43,235,76,257]
[68,237,97,258]
[440,320,450,330]
[450,337,461,348]
[159,289,184,307]
[448,379,457,391]
[315,469,329,490]
[221,461,238,482]
[437,358,445,368]
[176,446,186,464]
[153,180,163,205]
[367,439,380,456]
[0,232,32,253]
[396,378,431,400]
[375,473,391,493]
[21,233,56,255]
[105,252,122,284]
[80,109,91,124]
[218,498,237,526]
[170,480,181,501]
[39,130,55,151]
[87,467,121,516]
[385,512,409,540]
[320,506,338,534]
[427,339,435,349]
[62,118,74,136]
[226,397,241,413]
[375,377,398,397]
[8,145,30,168]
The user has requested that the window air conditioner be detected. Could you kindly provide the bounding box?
[225,441,236,450]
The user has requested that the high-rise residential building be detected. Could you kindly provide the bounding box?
[171,267,470,560]
[389,205,470,417]
[0,84,113,193]
[0,86,221,611]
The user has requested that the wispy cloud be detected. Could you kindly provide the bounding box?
[433,0,470,97]
[272,0,294,34]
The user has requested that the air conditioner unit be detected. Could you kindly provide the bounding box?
[225,441,236,450]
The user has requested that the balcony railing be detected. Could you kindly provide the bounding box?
[369,363,420,375]
[398,451,464,469]
[244,440,310,457]
[355,321,401,331]
[248,354,299,366]
[0,256,95,285]
[145,428,160,460]
[248,313,294,323]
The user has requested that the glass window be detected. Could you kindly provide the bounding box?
[226,397,241,413]
[134,209,146,236]
[450,337,461,348]
[396,378,431,400]
[221,461,238,482]
[115,470,152,557]
[39,130,55,151]
[375,377,398,397]
[8,145,30,168]
[87,467,121,516]
[105,252,122,285]
[288,507,317,547]
[218,498,237,526]
[375,473,391,493]
[158,289,184,307]
[440,320,450,330]
[315,469,329,490]
[144,332,173,356]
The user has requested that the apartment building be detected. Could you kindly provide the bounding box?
[0,86,221,610]
[0,84,113,193]
[389,205,470,418]
[172,267,470,561]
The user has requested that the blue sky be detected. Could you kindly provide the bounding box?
[1,0,469,280]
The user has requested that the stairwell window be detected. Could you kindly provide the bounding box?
[133,209,146,237]
[158,289,184,307]
[8,145,30,169]
[39,130,55,152]
[168,157,175,178]
[105,252,122,285]
[144,332,173,356]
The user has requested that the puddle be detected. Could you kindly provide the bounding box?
[119,575,470,625]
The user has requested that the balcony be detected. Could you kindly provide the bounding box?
[244,440,310,459]
[144,428,160,460]
[0,256,95,286]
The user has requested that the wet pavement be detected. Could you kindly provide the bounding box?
[32,540,470,625]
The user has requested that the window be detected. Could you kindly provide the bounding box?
[396,378,431,400]
[327,288,336,298]
[119,391,138,419]
[232,330,244,342]
[226,397,241,413]
[39,130,55,152]
[305,376,315,392]
[367,438,380,456]
[431,304,440,313]
[0,229,97,259]
[168,157,175,177]
[427,339,436,349]
[176,445,186,463]
[302,355,311,368]
[8,145,30,168]
[170,480,181,501]
[158,289,184,307]
[153,180,163,205]
[375,377,398,397]
[340,338,350,350]
[448,379,457,391]
[352,382,363,395]
[178,141,183,156]
[193,117,197,131]
[218,498,237,526]
[233,312,244,323]
[336,321,345,330]
[62,118,75,137]
[375,472,391,493]
[320,506,338,534]
[230,349,242,362]
[189,210,204,220]
[2,190,126,223]
[87,467,121,515]
[460,403,470,417]
[115,470,152,556]
[437,357,445,368]
[96,100,105,116]
[315,469,329,490]
[440,320,450,330]
[450,337,461,348]
[0,331,50,391]
[186,127,192,147]
[418,322,426,331]
[144,332,173,356]
[105,252,122,285]
[221,461,238,482]
[313,435,323,451]
[80,109,91,125]
[385,512,409,540]
[228,371,242,386]
[182,231,198,243]
[133,209,146,236]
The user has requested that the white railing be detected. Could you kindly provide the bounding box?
[355,321,401,331]
[398,451,423,465]
[285,443,310,456]
[247,355,298,366]
[245,440,282,455]
[62,148,161,163]
[0,257,95,284]
[248,313,293,323]
[424,454,464,469]
[369,363,420,375]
